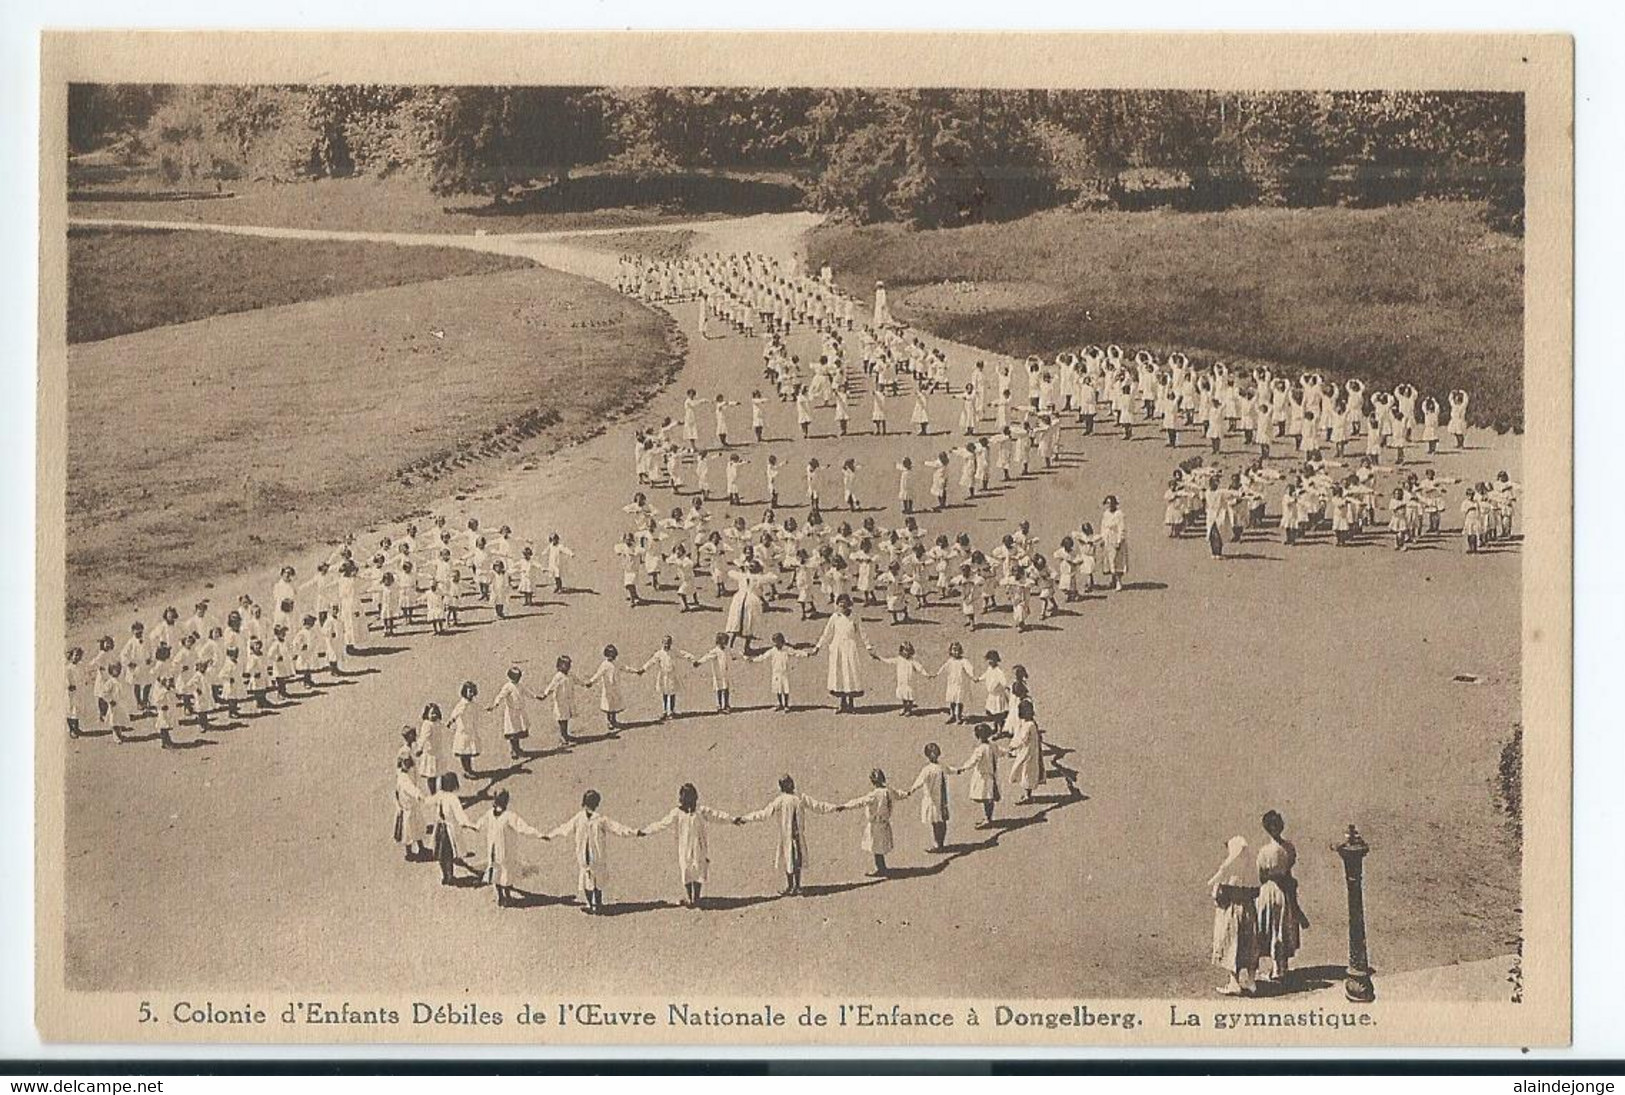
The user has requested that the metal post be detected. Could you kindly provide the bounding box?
[1334,825,1376,1003]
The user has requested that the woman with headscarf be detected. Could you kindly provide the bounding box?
[812,594,867,713]
[1208,834,1261,996]
[1256,810,1309,984]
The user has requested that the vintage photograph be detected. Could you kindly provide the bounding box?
[35,33,1572,1047]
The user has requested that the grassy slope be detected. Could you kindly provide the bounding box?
[66,265,682,623]
[808,201,1524,430]
[67,225,534,342]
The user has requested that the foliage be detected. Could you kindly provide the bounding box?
[798,90,1058,227]
[138,86,316,185]
[67,84,168,153]
[595,88,817,174]
[393,87,607,198]
[302,85,417,177]
[70,84,1524,230]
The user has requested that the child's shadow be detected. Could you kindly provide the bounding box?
[505,889,578,909]
[595,899,675,917]
[697,893,783,911]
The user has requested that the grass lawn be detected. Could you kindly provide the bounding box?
[67,224,534,342]
[65,264,681,624]
[808,201,1525,431]
[555,228,698,261]
[68,169,800,237]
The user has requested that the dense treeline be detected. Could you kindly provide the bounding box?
[68,84,1524,230]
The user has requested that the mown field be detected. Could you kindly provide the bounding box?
[67,224,534,342]
[808,201,1525,430]
[68,169,798,237]
[556,228,699,261]
[66,260,681,624]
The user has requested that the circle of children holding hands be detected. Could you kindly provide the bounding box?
[64,512,580,747]
[393,655,1052,912]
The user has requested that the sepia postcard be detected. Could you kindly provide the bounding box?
[34,31,1572,1048]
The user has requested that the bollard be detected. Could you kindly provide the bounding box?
[1334,825,1376,1003]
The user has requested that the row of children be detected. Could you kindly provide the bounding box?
[633,402,1070,520]
[928,346,1476,453]
[397,698,1048,909]
[64,511,583,744]
[406,640,1037,768]
[621,252,858,338]
[64,599,366,744]
[634,251,1488,480]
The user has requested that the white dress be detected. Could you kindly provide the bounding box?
[416,717,452,781]
[394,770,428,847]
[491,679,529,740]
[641,650,679,695]
[908,762,952,824]
[643,805,736,886]
[754,647,804,694]
[980,666,1010,716]
[1006,717,1045,793]
[545,809,638,896]
[1100,509,1129,575]
[938,657,974,706]
[540,671,577,721]
[955,742,1000,803]
[448,697,481,759]
[741,792,841,875]
[480,809,546,888]
[586,660,625,714]
[844,787,904,855]
[816,611,866,695]
[724,570,764,638]
[883,656,929,701]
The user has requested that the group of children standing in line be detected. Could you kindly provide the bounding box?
[65,513,579,747]
[407,640,1037,755]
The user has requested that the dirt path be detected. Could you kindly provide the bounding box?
[60,214,1522,1004]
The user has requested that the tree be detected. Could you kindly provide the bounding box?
[302,85,415,178]
[397,87,605,199]
[803,90,1056,227]
[67,84,168,154]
